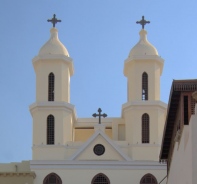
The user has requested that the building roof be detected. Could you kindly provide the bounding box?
[129,29,158,57]
[39,28,69,57]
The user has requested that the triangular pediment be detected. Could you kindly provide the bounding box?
[69,130,131,161]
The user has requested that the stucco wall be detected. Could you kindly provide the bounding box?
[0,176,34,184]
[167,113,197,184]
[31,167,167,184]
[0,161,35,184]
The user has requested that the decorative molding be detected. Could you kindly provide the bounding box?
[122,100,167,115]
[125,55,164,63]
[33,54,72,62]
[0,172,36,178]
[32,142,160,149]
[32,54,74,76]
[30,160,166,170]
[124,55,164,76]
[29,101,77,121]
[173,81,197,92]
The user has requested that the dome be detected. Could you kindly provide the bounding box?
[38,28,69,57]
[129,29,158,57]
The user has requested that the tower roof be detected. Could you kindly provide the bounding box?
[129,29,158,57]
[38,28,69,57]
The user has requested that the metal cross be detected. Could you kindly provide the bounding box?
[47,14,61,27]
[92,108,107,124]
[136,16,150,29]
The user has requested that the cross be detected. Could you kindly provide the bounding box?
[47,14,61,28]
[136,16,150,29]
[92,108,107,124]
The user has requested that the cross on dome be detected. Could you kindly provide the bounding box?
[92,108,107,124]
[47,14,61,28]
[136,16,150,29]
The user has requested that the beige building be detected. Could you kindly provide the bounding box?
[160,80,197,184]
[0,161,35,184]
[0,16,167,184]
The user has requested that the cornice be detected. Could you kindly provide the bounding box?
[0,172,36,178]
[32,54,74,76]
[30,160,166,170]
[124,55,164,76]
[122,100,167,115]
[29,101,77,121]
[125,55,164,63]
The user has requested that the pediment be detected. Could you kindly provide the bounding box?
[69,130,131,161]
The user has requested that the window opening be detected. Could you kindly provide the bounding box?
[92,173,110,184]
[47,115,54,145]
[142,72,148,100]
[93,144,105,156]
[142,113,149,143]
[184,96,189,125]
[140,173,158,184]
[48,73,55,101]
[43,173,62,184]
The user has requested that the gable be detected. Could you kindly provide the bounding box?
[69,130,131,161]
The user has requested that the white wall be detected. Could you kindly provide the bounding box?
[167,113,197,184]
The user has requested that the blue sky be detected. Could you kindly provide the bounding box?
[0,0,197,162]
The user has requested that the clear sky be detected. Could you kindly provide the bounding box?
[0,0,197,162]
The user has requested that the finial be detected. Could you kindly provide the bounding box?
[47,14,61,28]
[136,16,150,29]
[92,108,107,124]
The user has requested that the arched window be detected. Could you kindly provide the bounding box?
[43,173,62,184]
[140,173,158,184]
[91,173,110,184]
[142,113,149,143]
[142,72,148,100]
[47,115,55,145]
[48,73,55,101]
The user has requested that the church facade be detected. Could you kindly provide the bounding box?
[0,16,167,184]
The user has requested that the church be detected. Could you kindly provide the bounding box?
[0,14,187,184]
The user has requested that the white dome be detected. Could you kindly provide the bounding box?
[129,29,158,57]
[38,28,69,57]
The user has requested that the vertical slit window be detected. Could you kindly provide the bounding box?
[142,72,148,100]
[142,113,149,143]
[184,96,189,125]
[48,73,55,101]
[47,115,54,145]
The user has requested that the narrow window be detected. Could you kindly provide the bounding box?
[47,115,54,145]
[91,173,110,184]
[48,73,55,101]
[140,173,158,184]
[184,95,189,125]
[43,173,62,184]
[142,72,148,100]
[142,113,149,143]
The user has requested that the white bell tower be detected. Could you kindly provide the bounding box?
[122,17,167,161]
[29,15,75,160]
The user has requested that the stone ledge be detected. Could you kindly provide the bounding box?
[0,172,36,178]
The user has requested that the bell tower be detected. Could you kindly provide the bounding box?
[29,15,75,160]
[122,16,167,161]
